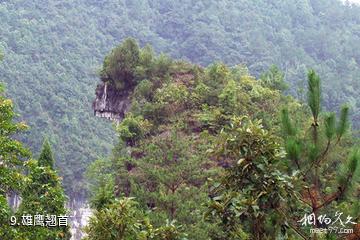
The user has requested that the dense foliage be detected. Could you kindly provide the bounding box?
[16,141,70,240]
[2,0,360,198]
[84,197,185,240]
[0,83,69,239]
[0,82,30,238]
[205,117,296,239]
[86,39,359,239]
[206,72,360,239]
[83,39,342,239]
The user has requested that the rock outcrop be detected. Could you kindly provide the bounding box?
[92,82,131,122]
[67,199,92,240]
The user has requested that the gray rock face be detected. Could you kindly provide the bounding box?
[68,199,92,240]
[92,82,131,122]
[7,193,21,211]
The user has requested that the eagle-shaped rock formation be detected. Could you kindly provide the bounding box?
[92,82,131,122]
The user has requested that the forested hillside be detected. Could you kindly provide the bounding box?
[85,39,360,240]
[1,0,360,198]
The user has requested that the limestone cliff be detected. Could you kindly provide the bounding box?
[92,82,131,122]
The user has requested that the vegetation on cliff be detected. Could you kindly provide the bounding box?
[86,39,360,239]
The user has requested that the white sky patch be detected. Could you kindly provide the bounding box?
[344,0,360,4]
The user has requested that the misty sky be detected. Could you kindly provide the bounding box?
[346,0,360,3]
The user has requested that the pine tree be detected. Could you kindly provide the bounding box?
[280,70,359,239]
[38,138,55,169]
[17,142,70,239]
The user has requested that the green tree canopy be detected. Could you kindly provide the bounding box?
[16,159,70,240]
[102,38,141,89]
[38,138,55,169]
[84,197,185,240]
[0,83,30,238]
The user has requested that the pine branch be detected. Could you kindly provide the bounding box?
[336,105,350,139]
[307,70,321,124]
